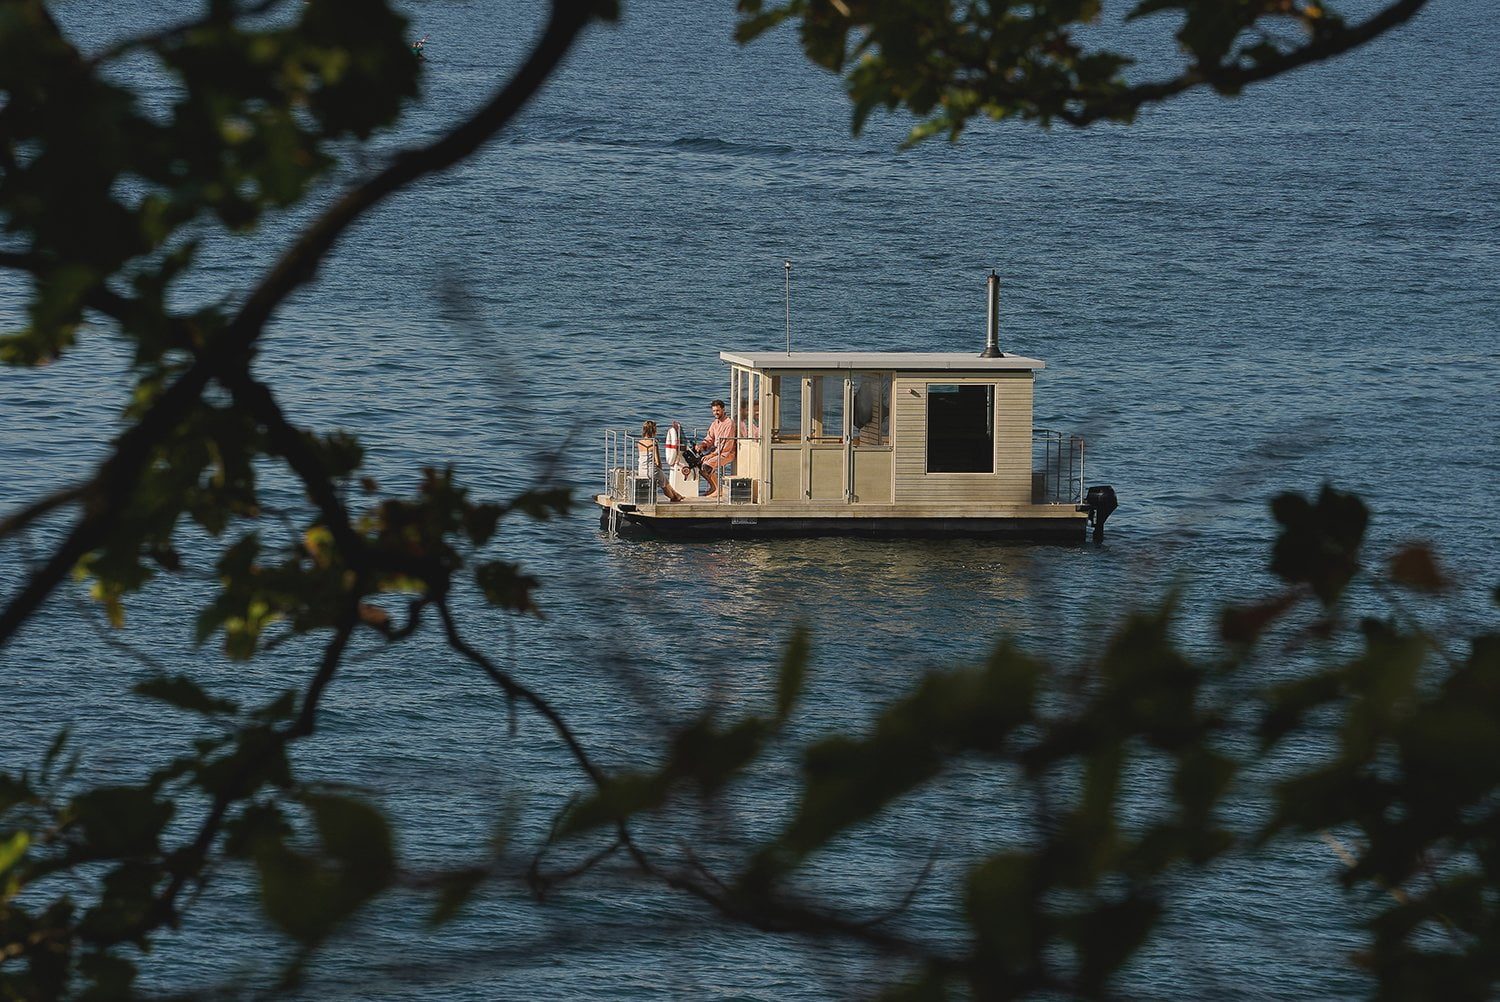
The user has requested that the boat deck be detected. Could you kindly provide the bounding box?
[593,493,1088,539]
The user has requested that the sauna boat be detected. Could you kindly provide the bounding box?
[594,276,1117,541]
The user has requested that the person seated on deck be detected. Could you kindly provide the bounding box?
[637,421,684,503]
[697,398,737,497]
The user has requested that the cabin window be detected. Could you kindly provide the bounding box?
[771,375,801,443]
[810,375,845,443]
[737,371,761,440]
[926,384,994,473]
[730,367,741,436]
[735,367,762,438]
[851,372,891,447]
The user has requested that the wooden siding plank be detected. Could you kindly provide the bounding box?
[892,372,1034,505]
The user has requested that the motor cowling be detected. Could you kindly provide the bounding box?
[1084,485,1118,540]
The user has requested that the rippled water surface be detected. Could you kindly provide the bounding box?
[2,0,1498,997]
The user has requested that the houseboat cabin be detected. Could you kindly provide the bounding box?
[596,349,1115,541]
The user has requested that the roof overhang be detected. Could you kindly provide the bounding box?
[720,351,1045,372]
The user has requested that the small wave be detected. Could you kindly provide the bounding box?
[507,133,800,158]
[667,136,795,156]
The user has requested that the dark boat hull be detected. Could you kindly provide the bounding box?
[596,500,1088,541]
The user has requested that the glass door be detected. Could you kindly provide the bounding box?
[731,367,764,495]
[768,374,804,501]
[850,372,892,503]
[805,374,847,502]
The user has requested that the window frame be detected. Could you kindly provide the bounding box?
[808,373,846,444]
[770,373,804,444]
[924,382,997,475]
[850,371,892,450]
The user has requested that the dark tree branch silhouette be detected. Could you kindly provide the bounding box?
[4,0,1492,998]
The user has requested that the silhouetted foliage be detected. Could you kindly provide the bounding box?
[0,0,1473,998]
[737,0,1430,141]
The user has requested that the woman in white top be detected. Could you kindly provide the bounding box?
[637,420,685,502]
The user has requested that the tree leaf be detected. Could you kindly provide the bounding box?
[68,787,173,858]
[428,867,486,927]
[1389,543,1448,593]
[0,831,30,877]
[1220,591,1301,644]
[1269,486,1368,606]
[775,626,810,721]
[303,793,394,875]
[133,674,240,715]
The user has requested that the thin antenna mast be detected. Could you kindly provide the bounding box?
[784,259,792,355]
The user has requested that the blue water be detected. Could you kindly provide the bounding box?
[2,0,1498,996]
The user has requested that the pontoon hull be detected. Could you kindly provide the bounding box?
[593,495,1090,541]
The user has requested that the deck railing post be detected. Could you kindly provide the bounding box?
[1069,436,1075,505]
[1078,436,1085,505]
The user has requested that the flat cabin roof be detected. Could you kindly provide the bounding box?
[719,351,1045,372]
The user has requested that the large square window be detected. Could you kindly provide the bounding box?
[926,384,994,473]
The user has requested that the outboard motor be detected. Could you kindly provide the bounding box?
[1084,485,1118,541]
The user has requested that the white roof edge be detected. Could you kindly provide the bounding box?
[718,351,1045,371]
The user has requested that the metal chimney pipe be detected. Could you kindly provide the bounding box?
[980,270,1003,357]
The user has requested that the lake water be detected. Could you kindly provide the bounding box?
[2,0,1498,997]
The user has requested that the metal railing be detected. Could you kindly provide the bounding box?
[603,428,632,501]
[603,425,704,503]
[1032,429,1085,505]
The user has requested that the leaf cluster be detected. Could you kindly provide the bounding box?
[0,0,1472,997]
[1,0,419,366]
[736,0,1415,143]
[2,2,598,993]
[540,487,1499,999]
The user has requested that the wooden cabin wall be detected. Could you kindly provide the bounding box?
[769,448,800,500]
[738,440,763,484]
[892,372,1034,504]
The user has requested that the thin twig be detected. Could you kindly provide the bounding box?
[0,483,88,539]
[152,598,359,928]
[69,588,175,675]
[529,837,625,898]
[853,848,939,930]
[87,0,286,65]
[1318,830,1410,905]
[436,598,605,787]
[1059,0,1430,125]
[1370,578,1461,672]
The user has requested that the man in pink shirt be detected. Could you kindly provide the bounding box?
[698,398,737,497]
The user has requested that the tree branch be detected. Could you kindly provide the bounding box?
[225,0,593,346]
[438,597,954,963]
[436,598,607,788]
[528,837,625,897]
[155,596,359,926]
[0,0,594,650]
[441,576,960,965]
[287,594,361,739]
[219,370,366,568]
[0,483,88,539]
[1064,0,1430,125]
[86,0,286,66]
[0,249,42,272]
